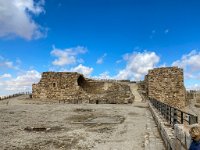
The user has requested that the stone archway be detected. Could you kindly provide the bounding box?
[77,75,86,89]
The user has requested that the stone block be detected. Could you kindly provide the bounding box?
[174,124,186,146]
[185,131,191,149]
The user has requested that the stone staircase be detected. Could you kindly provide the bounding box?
[129,83,143,102]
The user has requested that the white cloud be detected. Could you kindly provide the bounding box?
[116,60,122,64]
[0,56,20,69]
[0,56,14,69]
[70,64,93,77]
[172,50,200,71]
[92,71,113,79]
[97,71,111,79]
[0,0,46,40]
[172,50,200,79]
[16,58,22,65]
[116,51,160,81]
[0,70,41,92]
[0,61,14,68]
[0,73,12,79]
[96,53,107,64]
[186,83,200,91]
[51,46,87,66]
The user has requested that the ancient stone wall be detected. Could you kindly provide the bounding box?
[195,92,200,103]
[187,90,200,103]
[32,72,134,104]
[32,72,84,100]
[144,67,186,108]
[186,90,195,101]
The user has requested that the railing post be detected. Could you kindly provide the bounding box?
[160,103,162,114]
[161,103,164,116]
[164,104,167,119]
[160,102,162,112]
[166,106,169,121]
[173,109,177,126]
[163,103,165,118]
[156,101,158,109]
[181,112,183,124]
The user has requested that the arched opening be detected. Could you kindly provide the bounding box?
[53,82,56,87]
[77,75,86,88]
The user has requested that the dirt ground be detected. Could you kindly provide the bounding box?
[0,95,165,150]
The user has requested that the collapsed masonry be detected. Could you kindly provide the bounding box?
[32,72,134,104]
[143,67,186,108]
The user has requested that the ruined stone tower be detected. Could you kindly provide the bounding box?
[144,67,186,108]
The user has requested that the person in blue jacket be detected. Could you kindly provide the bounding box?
[189,125,200,150]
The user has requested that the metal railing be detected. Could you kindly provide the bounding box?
[149,98,198,125]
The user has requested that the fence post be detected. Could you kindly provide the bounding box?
[166,106,169,121]
[156,100,158,109]
[170,107,171,124]
[181,112,183,124]
[164,104,167,119]
[163,103,165,118]
[160,102,162,113]
[173,109,177,126]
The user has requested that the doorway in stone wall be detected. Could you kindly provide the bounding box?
[77,75,85,87]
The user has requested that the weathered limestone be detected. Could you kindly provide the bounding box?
[174,124,192,150]
[144,67,186,108]
[32,72,134,104]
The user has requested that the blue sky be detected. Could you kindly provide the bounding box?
[1,0,200,95]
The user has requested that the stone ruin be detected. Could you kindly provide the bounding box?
[32,72,134,104]
[143,67,186,108]
[32,67,187,108]
[187,90,200,105]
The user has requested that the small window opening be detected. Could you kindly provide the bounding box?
[96,100,99,104]
[53,83,56,87]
